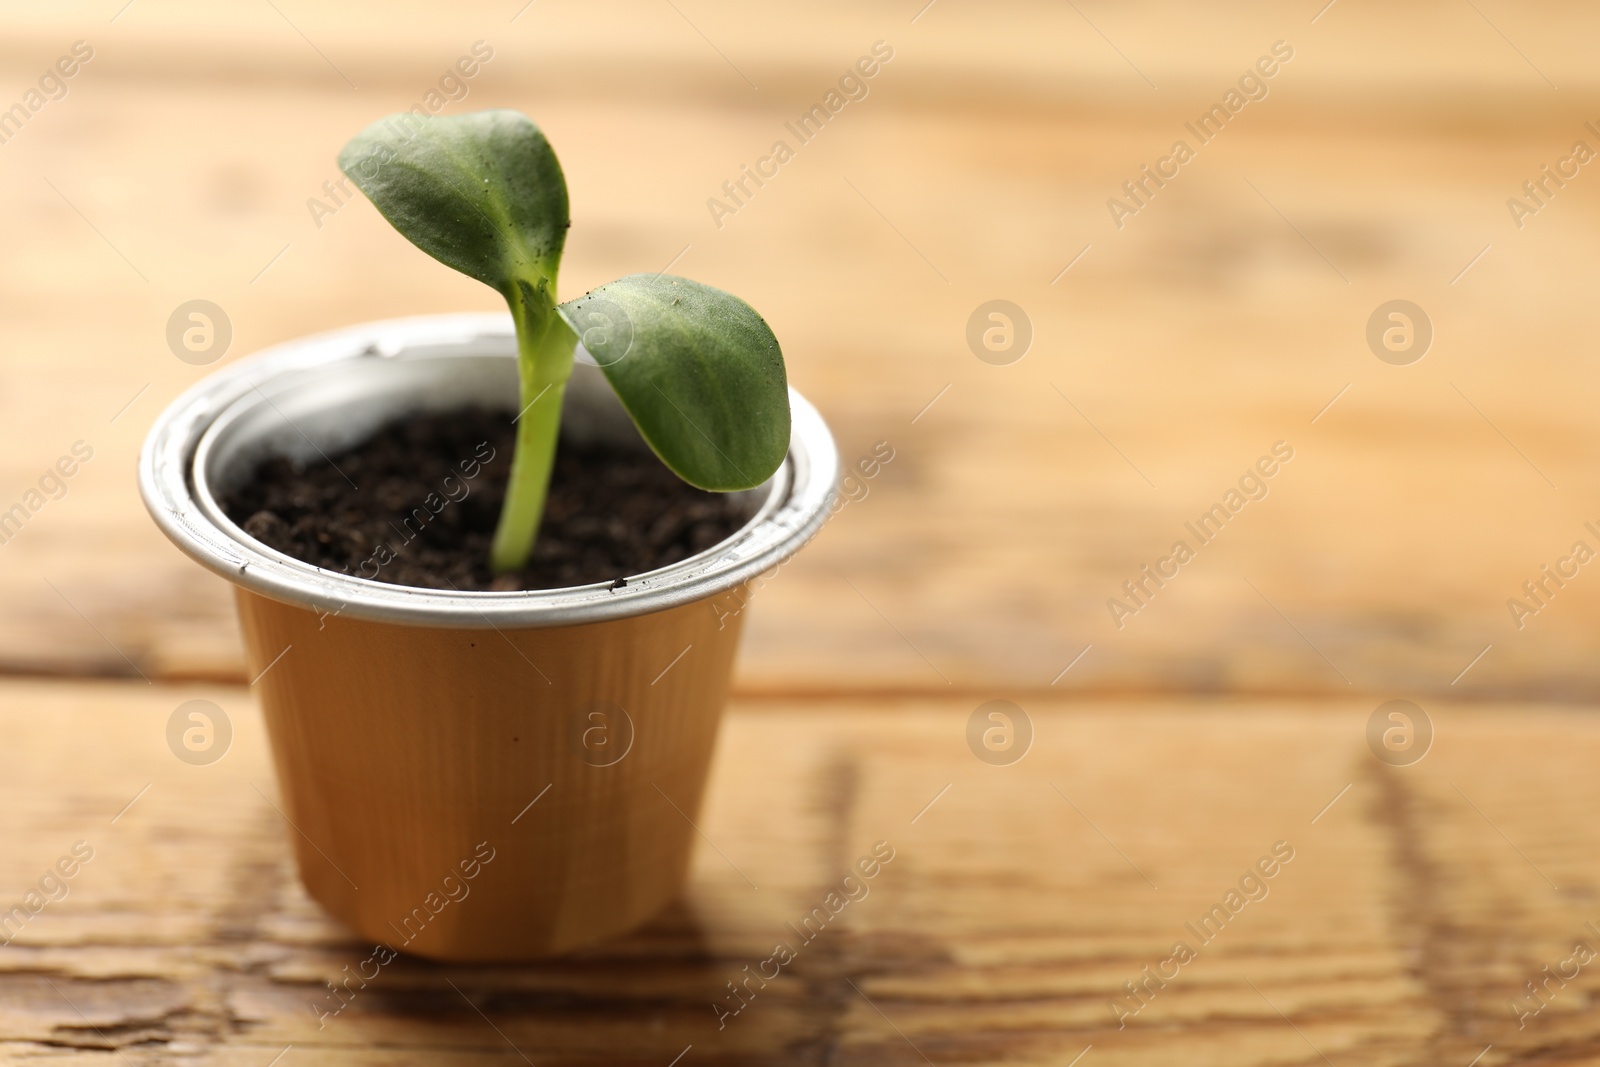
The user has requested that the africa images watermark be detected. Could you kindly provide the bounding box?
[1106,441,1295,628]
[1505,521,1600,630]
[0,40,94,148]
[1505,120,1600,230]
[0,440,96,548]
[1508,921,1600,1030]
[305,41,496,230]
[1106,40,1295,229]
[706,40,895,229]
[310,840,498,1029]
[712,840,897,1028]
[294,440,497,631]
[0,841,95,946]
[351,440,496,581]
[709,439,895,630]
[1110,840,1296,1028]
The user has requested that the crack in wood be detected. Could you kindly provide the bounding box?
[779,749,858,1065]
[1366,760,1562,1065]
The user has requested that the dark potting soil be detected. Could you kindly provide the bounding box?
[221,407,755,592]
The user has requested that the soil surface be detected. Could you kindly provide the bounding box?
[221,407,755,591]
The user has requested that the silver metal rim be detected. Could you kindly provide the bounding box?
[138,312,839,629]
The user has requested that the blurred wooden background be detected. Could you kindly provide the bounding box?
[2,0,1599,702]
[5,1,1600,1064]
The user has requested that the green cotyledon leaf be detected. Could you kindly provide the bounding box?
[560,274,791,492]
[337,109,569,294]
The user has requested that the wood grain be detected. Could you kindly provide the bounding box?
[1,679,1597,1064]
[3,2,1600,700]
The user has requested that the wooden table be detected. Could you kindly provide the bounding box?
[2,0,1599,701]
[3,0,1599,1062]
[4,681,1598,1065]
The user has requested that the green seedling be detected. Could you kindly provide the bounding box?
[338,109,790,573]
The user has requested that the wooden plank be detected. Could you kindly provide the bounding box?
[1,679,1598,1064]
[3,3,1600,697]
